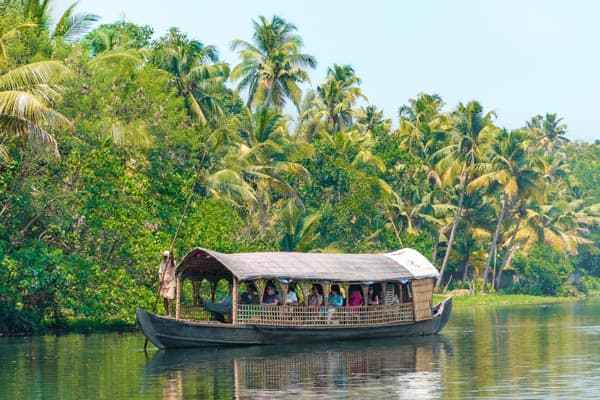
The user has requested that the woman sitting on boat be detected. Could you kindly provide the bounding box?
[285,282,299,305]
[308,284,323,307]
[348,285,363,306]
[367,285,380,305]
[262,283,281,305]
[328,285,344,307]
[326,285,344,323]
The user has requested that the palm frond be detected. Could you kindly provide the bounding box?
[0,61,71,91]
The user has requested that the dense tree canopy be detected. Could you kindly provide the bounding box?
[0,1,598,334]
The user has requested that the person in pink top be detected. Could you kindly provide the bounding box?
[348,286,363,306]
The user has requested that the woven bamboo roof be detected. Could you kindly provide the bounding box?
[176,247,439,283]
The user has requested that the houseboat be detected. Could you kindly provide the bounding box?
[137,247,452,349]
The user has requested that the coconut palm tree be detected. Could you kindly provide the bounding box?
[355,105,391,137]
[526,113,569,155]
[433,101,497,290]
[279,198,321,251]
[231,15,316,112]
[317,64,366,132]
[206,107,310,222]
[468,129,547,291]
[0,60,72,161]
[513,199,593,256]
[397,93,450,159]
[10,0,98,42]
[153,28,229,126]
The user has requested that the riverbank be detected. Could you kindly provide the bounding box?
[434,292,594,307]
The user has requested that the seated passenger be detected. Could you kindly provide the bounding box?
[240,282,259,305]
[286,282,299,305]
[218,282,233,305]
[326,285,344,323]
[308,284,324,307]
[328,285,344,307]
[367,285,380,305]
[212,282,233,322]
[262,283,281,305]
[348,286,363,306]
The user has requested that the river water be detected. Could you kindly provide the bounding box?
[1,300,599,399]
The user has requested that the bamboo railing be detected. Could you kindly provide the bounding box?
[235,304,415,327]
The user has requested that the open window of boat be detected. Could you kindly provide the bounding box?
[173,247,441,328]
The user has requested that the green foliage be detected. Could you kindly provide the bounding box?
[180,198,247,253]
[579,276,600,295]
[511,244,575,296]
[400,231,434,259]
[84,21,154,54]
[0,1,598,335]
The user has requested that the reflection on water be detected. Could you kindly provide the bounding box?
[145,337,450,399]
[2,300,600,399]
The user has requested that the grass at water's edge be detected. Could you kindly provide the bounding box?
[63,317,137,333]
[433,293,598,307]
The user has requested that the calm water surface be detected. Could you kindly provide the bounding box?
[1,300,599,399]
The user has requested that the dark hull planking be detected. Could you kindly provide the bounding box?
[137,297,452,349]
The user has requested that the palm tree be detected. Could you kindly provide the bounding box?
[317,64,366,132]
[153,28,229,126]
[513,199,593,256]
[205,107,310,221]
[231,15,316,111]
[397,93,450,159]
[433,101,497,290]
[468,129,546,292]
[0,60,72,161]
[13,0,98,42]
[391,93,452,257]
[526,113,569,154]
[50,1,99,42]
[280,198,321,251]
[355,105,391,137]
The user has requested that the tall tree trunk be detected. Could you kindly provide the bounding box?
[491,245,498,285]
[384,203,404,247]
[481,197,507,293]
[432,231,441,265]
[495,218,521,290]
[435,173,467,290]
[462,244,470,282]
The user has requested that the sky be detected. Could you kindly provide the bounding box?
[51,0,600,142]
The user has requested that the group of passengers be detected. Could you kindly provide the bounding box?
[237,281,382,307]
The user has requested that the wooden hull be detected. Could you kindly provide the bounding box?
[137,297,452,349]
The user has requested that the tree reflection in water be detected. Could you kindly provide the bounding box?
[145,336,451,399]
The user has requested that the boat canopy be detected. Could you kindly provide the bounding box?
[176,247,439,283]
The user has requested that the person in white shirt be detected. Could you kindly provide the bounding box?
[286,282,299,305]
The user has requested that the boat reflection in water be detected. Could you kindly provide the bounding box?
[145,335,451,399]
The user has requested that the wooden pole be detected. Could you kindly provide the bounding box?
[175,275,182,319]
[323,283,331,306]
[232,277,239,324]
[361,284,369,306]
[143,164,203,352]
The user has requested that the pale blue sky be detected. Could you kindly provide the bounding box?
[52,0,599,142]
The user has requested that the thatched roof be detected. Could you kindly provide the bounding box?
[176,247,439,283]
